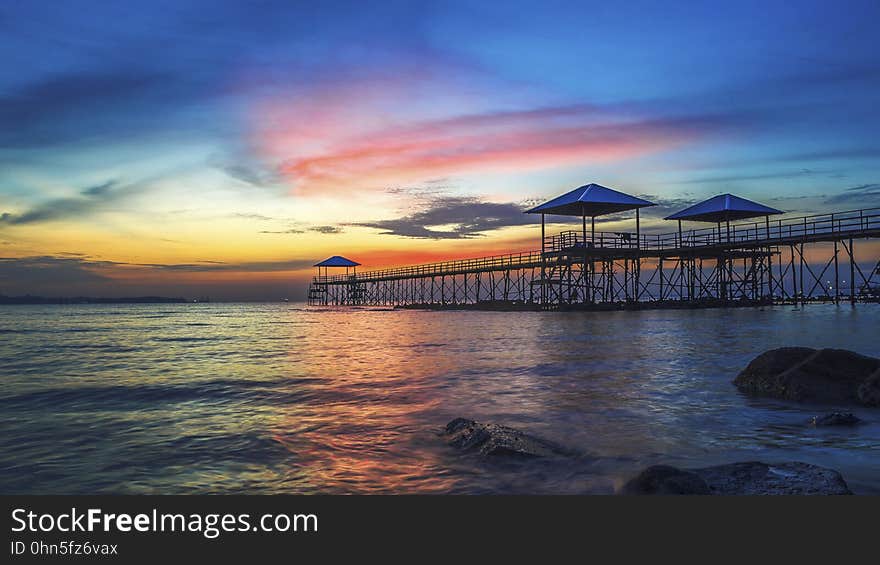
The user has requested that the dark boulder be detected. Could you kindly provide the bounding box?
[620,465,710,495]
[733,347,880,406]
[622,461,852,495]
[694,461,852,495]
[809,412,862,426]
[442,418,572,458]
[858,370,880,406]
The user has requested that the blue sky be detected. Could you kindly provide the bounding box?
[0,0,878,298]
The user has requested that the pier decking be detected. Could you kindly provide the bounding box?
[308,205,880,310]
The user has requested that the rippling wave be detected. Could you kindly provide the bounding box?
[1,303,878,494]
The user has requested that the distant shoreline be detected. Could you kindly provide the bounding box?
[0,295,189,305]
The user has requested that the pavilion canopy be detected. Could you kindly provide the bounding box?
[665,194,783,223]
[525,183,655,217]
[314,256,361,267]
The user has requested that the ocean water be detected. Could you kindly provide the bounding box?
[0,303,878,494]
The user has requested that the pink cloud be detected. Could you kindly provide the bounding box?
[252,76,731,194]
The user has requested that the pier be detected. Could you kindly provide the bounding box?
[308,185,880,310]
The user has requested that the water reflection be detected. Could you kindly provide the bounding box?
[0,303,878,494]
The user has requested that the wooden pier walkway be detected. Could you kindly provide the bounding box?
[308,206,880,309]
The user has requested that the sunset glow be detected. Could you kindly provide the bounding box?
[1,1,879,299]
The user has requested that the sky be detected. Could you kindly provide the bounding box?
[1,0,879,300]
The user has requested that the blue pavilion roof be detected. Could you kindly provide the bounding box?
[665,194,783,222]
[314,255,361,267]
[525,183,655,217]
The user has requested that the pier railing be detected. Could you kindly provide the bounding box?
[312,250,544,283]
[544,207,880,252]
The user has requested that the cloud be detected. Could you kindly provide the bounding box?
[208,154,285,189]
[80,180,118,197]
[222,164,277,186]
[0,68,202,148]
[309,225,344,234]
[258,223,343,235]
[778,147,880,163]
[633,194,700,218]
[0,70,155,128]
[284,110,735,193]
[824,183,880,205]
[133,259,315,272]
[385,181,454,201]
[845,183,880,192]
[353,196,535,239]
[259,80,742,194]
[0,254,316,281]
[257,219,307,234]
[0,255,113,286]
[233,213,276,221]
[0,254,319,300]
[0,179,130,225]
[680,168,826,185]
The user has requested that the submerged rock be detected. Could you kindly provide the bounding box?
[733,347,880,406]
[442,418,572,458]
[620,465,710,495]
[858,371,880,406]
[622,461,852,495]
[809,412,863,426]
[696,462,852,495]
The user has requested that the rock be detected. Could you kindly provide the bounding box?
[622,461,852,495]
[858,370,880,406]
[442,418,572,458]
[695,462,852,495]
[733,347,880,406]
[620,465,710,495]
[809,412,862,426]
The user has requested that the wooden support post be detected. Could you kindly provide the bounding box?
[591,216,596,303]
[582,208,587,303]
[834,240,839,304]
[659,257,664,301]
[766,214,773,300]
[582,210,587,245]
[690,258,695,300]
[636,208,641,250]
[799,243,805,305]
[541,213,546,306]
[635,208,641,301]
[849,238,856,305]
[463,273,468,304]
[777,251,784,300]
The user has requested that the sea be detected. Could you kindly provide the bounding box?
[1,303,878,494]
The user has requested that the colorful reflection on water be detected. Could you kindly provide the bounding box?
[1,303,878,494]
